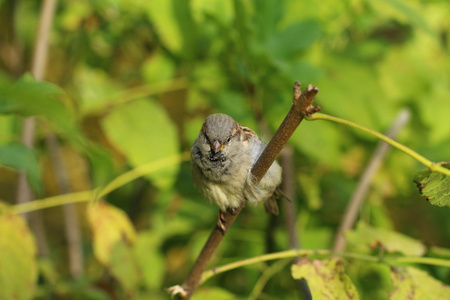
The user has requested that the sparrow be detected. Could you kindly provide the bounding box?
[190,113,282,231]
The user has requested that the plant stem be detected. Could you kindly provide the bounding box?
[8,152,189,215]
[306,113,450,177]
[98,152,189,198]
[280,146,312,299]
[200,249,450,283]
[11,191,93,215]
[45,134,84,277]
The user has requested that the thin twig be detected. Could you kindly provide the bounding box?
[16,0,58,258]
[170,82,320,299]
[332,109,411,252]
[280,146,311,299]
[45,134,84,277]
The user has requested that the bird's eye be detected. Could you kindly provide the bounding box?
[226,136,231,143]
[203,132,210,143]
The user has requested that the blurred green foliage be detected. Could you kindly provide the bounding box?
[0,0,450,299]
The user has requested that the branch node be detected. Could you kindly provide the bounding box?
[293,81,302,100]
[294,83,319,117]
[306,105,322,116]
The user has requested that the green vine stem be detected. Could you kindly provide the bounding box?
[200,249,450,284]
[306,113,450,177]
[97,152,190,198]
[7,152,190,215]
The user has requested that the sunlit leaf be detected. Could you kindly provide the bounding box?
[346,222,426,256]
[389,267,450,299]
[291,258,360,300]
[145,0,183,54]
[141,52,176,84]
[315,57,396,131]
[0,115,14,144]
[0,142,42,194]
[101,98,180,189]
[87,201,136,265]
[74,67,122,116]
[291,119,343,169]
[413,162,450,207]
[191,287,237,300]
[133,231,164,290]
[374,0,433,35]
[191,0,233,25]
[0,212,37,300]
[109,240,140,293]
[266,20,321,59]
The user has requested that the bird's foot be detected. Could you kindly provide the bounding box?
[217,211,227,233]
[227,207,237,215]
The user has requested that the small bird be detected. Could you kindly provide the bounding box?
[190,113,282,231]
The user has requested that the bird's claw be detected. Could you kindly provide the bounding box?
[217,211,227,233]
[167,285,187,298]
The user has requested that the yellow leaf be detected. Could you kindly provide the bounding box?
[87,201,136,265]
[291,258,360,300]
[0,212,37,300]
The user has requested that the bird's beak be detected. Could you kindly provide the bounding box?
[211,140,224,153]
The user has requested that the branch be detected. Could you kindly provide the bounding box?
[332,109,411,253]
[45,134,84,277]
[169,82,319,299]
[280,146,312,299]
[16,0,58,259]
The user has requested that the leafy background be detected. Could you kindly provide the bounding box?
[0,0,449,299]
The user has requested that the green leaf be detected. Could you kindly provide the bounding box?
[374,0,433,36]
[0,142,42,194]
[0,75,61,114]
[145,0,183,54]
[291,258,360,300]
[315,56,396,132]
[413,162,450,207]
[253,0,282,40]
[191,287,238,300]
[133,231,164,290]
[141,52,176,84]
[0,115,14,144]
[88,202,140,293]
[346,222,426,256]
[73,67,122,116]
[0,212,38,300]
[101,98,180,189]
[291,119,343,169]
[86,144,116,188]
[389,267,450,299]
[0,75,84,146]
[109,240,140,293]
[266,20,321,59]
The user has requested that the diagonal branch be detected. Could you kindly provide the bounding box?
[169,82,319,299]
[16,0,58,259]
[332,109,410,252]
